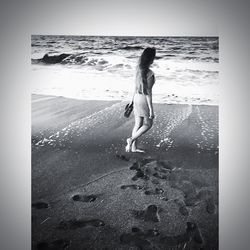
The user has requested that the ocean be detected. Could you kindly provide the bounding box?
[31,35,219,105]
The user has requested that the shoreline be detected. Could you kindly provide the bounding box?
[32,93,219,106]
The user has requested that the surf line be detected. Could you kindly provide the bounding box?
[156,104,193,149]
[195,106,209,150]
[35,101,123,147]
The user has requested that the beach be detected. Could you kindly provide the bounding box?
[32,94,218,250]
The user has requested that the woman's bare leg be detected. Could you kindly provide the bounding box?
[126,117,153,152]
[131,117,153,141]
[126,116,142,152]
[131,116,143,152]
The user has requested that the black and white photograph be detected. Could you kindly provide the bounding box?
[31,35,219,249]
[1,1,250,250]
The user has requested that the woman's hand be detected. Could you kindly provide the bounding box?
[129,100,133,107]
[149,109,154,120]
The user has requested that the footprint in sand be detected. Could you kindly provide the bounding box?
[179,205,189,216]
[116,154,130,161]
[120,184,143,190]
[184,195,201,207]
[57,219,105,230]
[120,227,159,249]
[36,239,71,250]
[154,165,171,174]
[206,197,216,214]
[129,160,152,179]
[152,172,168,180]
[174,199,189,216]
[154,167,169,175]
[144,188,164,195]
[173,181,200,207]
[120,233,151,249]
[130,159,155,171]
[157,160,174,171]
[186,222,204,245]
[160,221,203,247]
[131,169,150,181]
[71,194,97,202]
[129,159,174,181]
[133,205,160,223]
[145,161,172,179]
[32,202,49,209]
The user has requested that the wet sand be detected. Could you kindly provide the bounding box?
[32,94,218,250]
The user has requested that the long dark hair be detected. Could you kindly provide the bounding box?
[136,47,156,94]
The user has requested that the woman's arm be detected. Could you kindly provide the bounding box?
[146,73,155,119]
[130,85,136,104]
[146,93,154,119]
[130,72,138,104]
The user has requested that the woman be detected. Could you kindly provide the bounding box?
[125,47,156,153]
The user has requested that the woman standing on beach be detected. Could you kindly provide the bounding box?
[126,47,156,153]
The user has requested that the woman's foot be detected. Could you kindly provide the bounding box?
[125,138,133,152]
[131,148,146,153]
[131,141,145,153]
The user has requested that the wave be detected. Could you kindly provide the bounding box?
[32,53,71,64]
[117,45,144,50]
[31,53,131,71]
[31,51,219,75]
[182,56,218,63]
[202,57,219,63]
[184,69,219,74]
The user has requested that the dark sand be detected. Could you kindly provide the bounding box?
[32,94,218,250]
